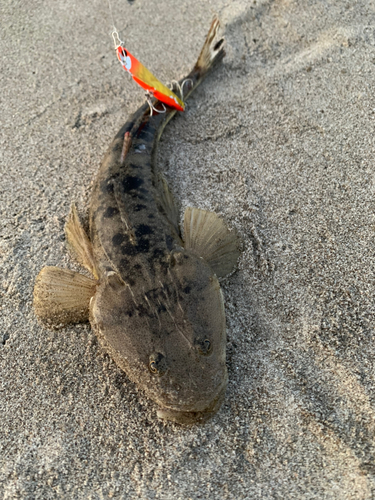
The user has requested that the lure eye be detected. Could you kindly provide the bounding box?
[120,48,128,58]
[149,352,168,376]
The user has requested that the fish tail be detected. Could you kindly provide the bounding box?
[179,16,225,102]
[194,17,225,75]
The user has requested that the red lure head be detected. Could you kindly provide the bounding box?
[115,45,185,112]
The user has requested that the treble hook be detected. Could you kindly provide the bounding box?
[169,79,193,101]
[145,91,166,116]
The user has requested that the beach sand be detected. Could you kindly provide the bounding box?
[1,0,375,498]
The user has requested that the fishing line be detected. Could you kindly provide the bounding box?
[107,0,116,33]
[107,0,124,49]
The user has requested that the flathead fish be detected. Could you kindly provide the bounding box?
[34,18,240,424]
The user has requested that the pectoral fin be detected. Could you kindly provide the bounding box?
[33,266,97,326]
[65,204,99,279]
[183,207,240,278]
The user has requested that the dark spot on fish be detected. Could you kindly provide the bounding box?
[183,286,191,294]
[158,303,167,314]
[103,206,119,218]
[165,234,174,250]
[159,261,169,275]
[122,176,144,191]
[136,224,154,237]
[120,258,129,269]
[148,213,154,219]
[153,248,164,259]
[132,193,146,201]
[136,238,150,253]
[113,233,126,246]
[101,179,114,194]
[214,38,224,52]
[121,237,150,255]
[181,278,195,292]
[134,204,147,211]
[121,244,136,256]
[139,188,149,195]
[136,303,149,318]
[136,126,156,141]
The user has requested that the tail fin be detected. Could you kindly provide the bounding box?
[153,17,224,117]
[177,16,224,103]
[195,17,225,75]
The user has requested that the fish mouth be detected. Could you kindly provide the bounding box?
[156,377,228,425]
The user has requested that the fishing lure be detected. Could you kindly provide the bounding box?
[113,29,185,112]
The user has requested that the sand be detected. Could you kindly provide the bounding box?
[2,0,375,498]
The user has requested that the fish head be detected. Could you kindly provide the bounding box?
[90,249,228,424]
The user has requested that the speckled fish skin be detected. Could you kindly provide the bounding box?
[88,33,229,424]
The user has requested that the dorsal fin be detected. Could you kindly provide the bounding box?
[183,207,240,278]
[65,204,99,279]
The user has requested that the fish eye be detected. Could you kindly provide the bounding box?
[196,338,212,355]
[150,361,158,373]
[149,352,167,376]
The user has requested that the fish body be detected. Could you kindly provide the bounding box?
[34,19,240,424]
[89,111,227,423]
